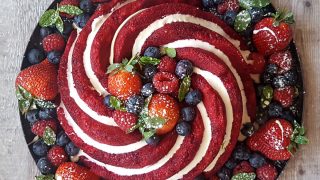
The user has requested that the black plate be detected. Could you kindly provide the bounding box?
[19,1,304,178]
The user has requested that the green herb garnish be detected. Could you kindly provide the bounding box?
[178,76,191,102]
[43,127,56,146]
[231,173,256,180]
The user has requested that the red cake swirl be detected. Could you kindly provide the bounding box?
[57,0,257,179]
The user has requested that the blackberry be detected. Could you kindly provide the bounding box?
[266,64,278,75]
[233,143,250,161]
[268,102,283,117]
[280,110,295,123]
[256,110,269,125]
[284,70,298,86]
[272,75,288,89]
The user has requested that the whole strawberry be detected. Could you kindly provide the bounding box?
[47,146,68,167]
[273,86,295,108]
[148,94,180,135]
[16,60,58,100]
[55,162,100,180]
[31,119,57,137]
[256,163,278,180]
[113,110,138,133]
[247,119,294,160]
[253,11,294,56]
[42,33,66,53]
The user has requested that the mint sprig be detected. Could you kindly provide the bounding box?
[39,4,83,33]
[35,174,55,180]
[43,126,56,146]
[288,121,309,154]
[160,47,177,58]
[16,85,56,114]
[272,10,295,26]
[231,173,256,180]
[109,96,126,111]
[234,10,252,32]
[107,55,139,74]
[239,0,271,9]
[178,76,191,102]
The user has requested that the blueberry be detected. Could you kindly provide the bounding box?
[103,95,114,110]
[266,64,278,75]
[194,173,206,180]
[143,46,161,59]
[217,167,231,180]
[56,131,70,147]
[248,7,264,23]
[284,70,298,86]
[37,157,54,174]
[26,109,39,124]
[280,110,295,123]
[27,49,45,65]
[185,90,202,106]
[40,27,53,39]
[225,158,238,169]
[65,142,80,156]
[181,107,196,122]
[126,95,144,114]
[268,102,283,117]
[62,20,74,37]
[233,143,250,161]
[272,75,288,89]
[262,72,274,84]
[224,11,237,26]
[47,51,62,64]
[249,153,266,168]
[202,0,223,8]
[74,13,90,28]
[175,60,193,79]
[39,108,57,119]
[176,121,192,136]
[80,0,94,14]
[32,140,49,156]
[141,83,155,97]
[241,122,255,137]
[145,135,161,146]
[143,65,157,82]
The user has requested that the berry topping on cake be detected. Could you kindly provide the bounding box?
[248,52,266,74]
[113,110,138,133]
[27,48,45,65]
[125,95,144,114]
[55,162,99,180]
[37,157,54,175]
[217,0,240,15]
[175,60,193,79]
[65,142,80,156]
[158,56,177,73]
[176,121,192,136]
[31,119,57,137]
[59,0,80,18]
[47,146,68,167]
[42,33,66,53]
[143,65,158,82]
[185,89,203,106]
[269,50,293,74]
[233,161,254,175]
[256,163,278,180]
[32,140,49,157]
[144,46,161,59]
[148,94,180,135]
[253,11,294,55]
[181,107,196,122]
[273,86,295,108]
[153,72,179,94]
[141,83,155,97]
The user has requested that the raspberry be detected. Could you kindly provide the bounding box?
[158,56,177,73]
[113,110,138,133]
[217,0,240,15]
[273,86,295,108]
[42,34,66,52]
[31,119,57,137]
[153,72,179,94]
[233,161,255,175]
[256,163,278,180]
[47,146,68,167]
[269,50,293,74]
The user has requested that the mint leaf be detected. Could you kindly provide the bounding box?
[178,76,191,102]
[294,135,309,145]
[18,85,33,100]
[39,9,59,27]
[143,117,165,129]
[234,10,252,32]
[165,47,177,58]
[110,96,125,111]
[239,0,270,9]
[231,173,256,180]
[58,5,83,16]
[16,87,25,101]
[19,99,31,114]
[140,128,156,140]
[262,85,273,100]
[139,56,161,66]
[43,127,56,146]
[55,16,64,33]
[125,64,134,72]
[239,0,253,9]
[107,63,121,74]
[35,174,55,180]
[35,99,56,109]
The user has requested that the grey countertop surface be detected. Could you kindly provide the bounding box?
[0,0,319,179]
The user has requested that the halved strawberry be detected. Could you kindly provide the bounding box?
[108,70,142,100]
[247,119,293,160]
[253,11,294,56]
[55,162,100,180]
[31,119,57,137]
[16,60,58,100]
[148,94,180,135]
[273,86,295,108]
[47,146,68,167]
[113,110,138,133]
[269,50,293,74]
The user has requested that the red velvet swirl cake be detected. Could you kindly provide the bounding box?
[16,0,308,179]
